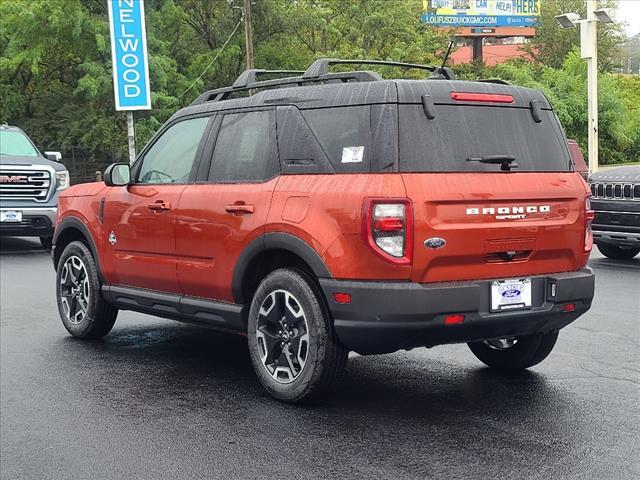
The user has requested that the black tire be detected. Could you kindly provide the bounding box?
[40,236,52,250]
[247,268,348,403]
[467,331,559,371]
[597,244,640,260]
[55,240,117,339]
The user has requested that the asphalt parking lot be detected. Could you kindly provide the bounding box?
[1,236,638,480]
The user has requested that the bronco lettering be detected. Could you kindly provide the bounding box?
[466,205,551,218]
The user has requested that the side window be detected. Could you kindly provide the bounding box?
[301,106,371,173]
[209,110,277,183]
[137,116,209,184]
[277,106,333,175]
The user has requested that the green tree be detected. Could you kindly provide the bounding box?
[1,0,636,177]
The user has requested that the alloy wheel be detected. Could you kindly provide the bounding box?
[255,289,310,384]
[59,255,90,325]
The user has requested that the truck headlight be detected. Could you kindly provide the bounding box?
[56,170,70,190]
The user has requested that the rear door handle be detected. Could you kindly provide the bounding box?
[148,201,171,212]
[225,203,255,215]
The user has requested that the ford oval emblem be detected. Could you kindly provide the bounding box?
[501,289,521,298]
[424,237,446,249]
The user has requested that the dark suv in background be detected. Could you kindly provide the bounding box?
[0,124,69,249]
[589,165,640,259]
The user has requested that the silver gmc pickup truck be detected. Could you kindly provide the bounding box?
[0,124,69,249]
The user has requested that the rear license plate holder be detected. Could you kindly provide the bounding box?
[490,278,532,312]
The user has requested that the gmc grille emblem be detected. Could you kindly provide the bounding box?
[0,175,29,183]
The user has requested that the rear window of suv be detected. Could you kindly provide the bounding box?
[399,105,571,172]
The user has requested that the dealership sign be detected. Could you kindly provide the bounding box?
[421,0,540,27]
[107,0,151,110]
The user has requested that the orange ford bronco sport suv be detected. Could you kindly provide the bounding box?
[52,60,595,402]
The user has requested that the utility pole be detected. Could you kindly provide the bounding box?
[556,3,615,174]
[585,0,598,174]
[127,112,136,164]
[244,0,254,70]
[472,37,483,62]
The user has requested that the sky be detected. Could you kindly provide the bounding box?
[616,0,640,37]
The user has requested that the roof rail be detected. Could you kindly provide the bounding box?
[428,67,457,80]
[190,58,458,106]
[302,58,455,80]
[231,69,305,88]
[191,70,383,105]
[477,78,511,85]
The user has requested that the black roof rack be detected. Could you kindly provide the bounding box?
[477,78,511,85]
[191,70,382,105]
[231,69,305,88]
[191,57,457,105]
[302,58,456,79]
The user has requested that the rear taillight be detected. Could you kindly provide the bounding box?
[362,199,413,265]
[585,195,594,252]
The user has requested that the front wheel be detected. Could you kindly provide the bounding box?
[467,331,559,371]
[597,244,640,260]
[56,240,118,339]
[247,268,347,403]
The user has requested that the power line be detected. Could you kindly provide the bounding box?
[178,19,243,99]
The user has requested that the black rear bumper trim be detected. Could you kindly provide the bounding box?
[320,268,595,354]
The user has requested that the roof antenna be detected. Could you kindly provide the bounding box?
[433,40,455,80]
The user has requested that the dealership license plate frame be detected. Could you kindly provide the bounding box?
[0,211,23,223]
[490,278,532,312]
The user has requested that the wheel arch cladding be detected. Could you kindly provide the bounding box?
[232,232,332,305]
[52,217,101,274]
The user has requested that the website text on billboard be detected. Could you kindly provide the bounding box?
[421,0,540,28]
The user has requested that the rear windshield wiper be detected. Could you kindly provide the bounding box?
[467,155,519,171]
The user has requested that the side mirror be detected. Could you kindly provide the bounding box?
[104,163,131,187]
[44,151,62,162]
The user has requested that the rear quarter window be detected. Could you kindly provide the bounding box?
[301,106,371,173]
[399,105,572,172]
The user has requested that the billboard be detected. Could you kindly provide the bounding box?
[107,0,151,110]
[421,0,540,27]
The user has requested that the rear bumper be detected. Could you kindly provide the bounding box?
[0,207,56,237]
[320,268,595,355]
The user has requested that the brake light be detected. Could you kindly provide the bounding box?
[362,198,413,265]
[450,92,514,103]
[584,195,594,252]
[332,292,351,304]
[445,314,465,324]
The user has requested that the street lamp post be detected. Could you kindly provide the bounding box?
[555,2,615,174]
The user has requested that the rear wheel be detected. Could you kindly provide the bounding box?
[467,331,559,371]
[247,268,347,403]
[597,244,640,260]
[56,240,118,339]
